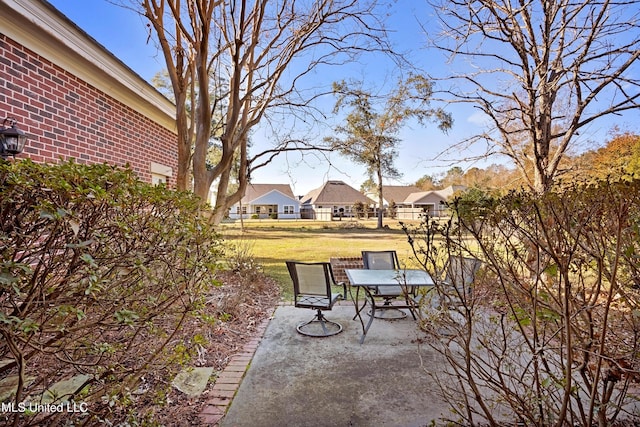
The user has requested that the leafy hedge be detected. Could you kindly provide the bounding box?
[0,160,223,425]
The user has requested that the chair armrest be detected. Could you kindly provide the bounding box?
[337,281,347,300]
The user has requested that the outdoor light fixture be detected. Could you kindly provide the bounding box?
[0,117,29,159]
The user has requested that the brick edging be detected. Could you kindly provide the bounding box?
[199,314,273,426]
[198,300,355,425]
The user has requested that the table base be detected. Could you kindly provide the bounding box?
[368,307,408,320]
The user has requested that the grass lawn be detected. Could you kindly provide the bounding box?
[217,218,426,300]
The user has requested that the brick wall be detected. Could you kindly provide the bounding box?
[0,35,178,186]
[329,257,363,285]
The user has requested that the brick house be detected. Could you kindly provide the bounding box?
[1,0,177,186]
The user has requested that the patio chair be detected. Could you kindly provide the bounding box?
[361,250,413,319]
[416,256,483,336]
[286,261,347,337]
[362,250,400,271]
[440,256,482,306]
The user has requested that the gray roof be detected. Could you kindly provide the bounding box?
[404,185,468,205]
[300,181,375,205]
[434,185,467,198]
[380,185,422,204]
[241,184,296,204]
[404,191,432,204]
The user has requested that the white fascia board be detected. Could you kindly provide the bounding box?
[250,190,300,206]
[2,0,176,131]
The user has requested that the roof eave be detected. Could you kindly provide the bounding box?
[3,0,176,131]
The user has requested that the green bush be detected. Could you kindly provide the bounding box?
[352,201,366,219]
[0,160,223,425]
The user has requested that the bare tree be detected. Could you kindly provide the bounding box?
[403,181,640,426]
[139,0,395,222]
[429,0,640,192]
[327,76,452,228]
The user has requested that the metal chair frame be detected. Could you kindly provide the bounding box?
[360,250,416,320]
[440,255,482,305]
[287,261,346,337]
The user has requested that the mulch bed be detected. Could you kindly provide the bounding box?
[152,269,281,425]
[1,269,281,426]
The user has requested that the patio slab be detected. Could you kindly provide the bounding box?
[219,304,451,427]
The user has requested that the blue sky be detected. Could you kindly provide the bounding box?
[45,0,636,195]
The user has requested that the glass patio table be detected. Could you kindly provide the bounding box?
[345,268,435,344]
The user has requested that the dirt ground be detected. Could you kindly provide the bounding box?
[1,269,281,427]
[154,269,281,425]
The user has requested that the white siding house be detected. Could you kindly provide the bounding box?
[400,185,468,217]
[365,185,422,208]
[229,184,300,219]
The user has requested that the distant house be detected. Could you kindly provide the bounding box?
[402,185,467,217]
[300,180,375,220]
[366,185,423,208]
[229,184,300,219]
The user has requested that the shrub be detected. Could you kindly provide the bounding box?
[0,160,223,425]
[352,201,366,219]
[388,201,397,219]
[404,180,640,426]
[214,237,273,320]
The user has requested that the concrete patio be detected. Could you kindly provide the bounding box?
[219,304,452,427]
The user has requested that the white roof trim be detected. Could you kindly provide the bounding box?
[3,0,176,131]
[246,189,299,205]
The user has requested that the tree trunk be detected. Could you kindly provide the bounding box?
[376,167,384,229]
[209,136,250,224]
[174,105,192,191]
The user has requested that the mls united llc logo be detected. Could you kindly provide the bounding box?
[1,401,89,413]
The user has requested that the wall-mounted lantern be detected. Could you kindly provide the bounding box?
[0,117,29,159]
